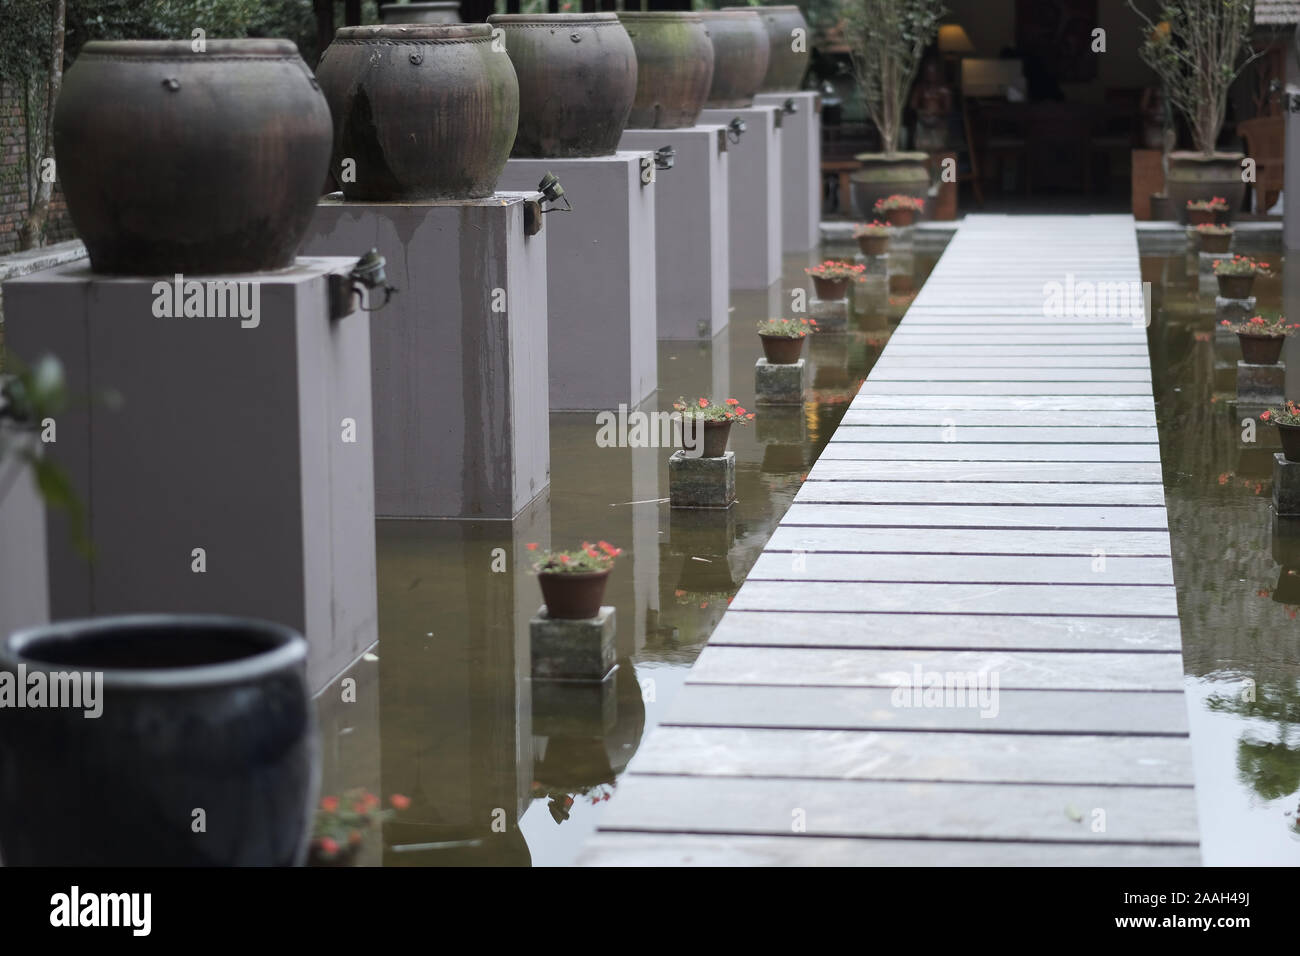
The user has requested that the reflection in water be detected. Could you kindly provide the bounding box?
[1149,254,1300,862]
[314,247,932,865]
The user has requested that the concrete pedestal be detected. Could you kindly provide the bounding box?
[1238,360,1286,405]
[0,426,49,640]
[497,153,657,410]
[1274,453,1300,515]
[530,605,616,681]
[305,194,549,519]
[699,106,782,289]
[755,91,820,253]
[810,295,851,331]
[1273,511,1300,565]
[621,127,729,339]
[532,668,618,737]
[669,449,736,509]
[1217,295,1257,323]
[1286,84,1300,251]
[755,357,807,405]
[855,251,890,277]
[3,258,378,693]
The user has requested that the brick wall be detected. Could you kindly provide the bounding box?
[0,80,75,256]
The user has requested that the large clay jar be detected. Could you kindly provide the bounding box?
[0,614,318,866]
[316,24,518,201]
[488,13,637,157]
[378,1,461,23]
[698,9,769,108]
[734,5,809,92]
[617,12,714,130]
[53,39,332,275]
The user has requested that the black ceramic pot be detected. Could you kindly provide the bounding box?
[0,614,318,866]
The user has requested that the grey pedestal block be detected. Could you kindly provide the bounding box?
[1237,360,1285,404]
[755,91,820,253]
[3,259,378,693]
[530,604,616,681]
[669,449,736,509]
[621,127,729,339]
[1274,453,1300,515]
[755,357,807,405]
[0,426,49,640]
[497,154,658,410]
[532,669,618,737]
[810,295,850,331]
[304,195,548,519]
[756,404,808,445]
[1216,295,1256,323]
[700,107,782,290]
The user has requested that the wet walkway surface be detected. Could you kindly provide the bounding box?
[578,215,1202,865]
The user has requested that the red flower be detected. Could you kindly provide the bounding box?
[321,796,339,813]
[726,398,739,406]
[390,794,411,810]
[698,398,709,408]
[526,542,538,551]
[348,830,363,845]
[1261,410,1271,420]
[318,837,339,855]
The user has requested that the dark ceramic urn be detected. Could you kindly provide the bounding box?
[618,12,714,130]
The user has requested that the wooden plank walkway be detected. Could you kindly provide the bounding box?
[578,215,1200,866]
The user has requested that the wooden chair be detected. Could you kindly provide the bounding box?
[1237,115,1284,213]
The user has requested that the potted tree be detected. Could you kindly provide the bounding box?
[1129,0,1263,224]
[1219,314,1298,365]
[1261,402,1300,462]
[528,540,622,620]
[853,220,892,255]
[843,0,945,218]
[1213,254,1272,298]
[805,259,867,300]
[758,317,817,363]
[674,397,754,458]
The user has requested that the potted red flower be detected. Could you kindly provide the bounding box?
[1194,222,1233,254]
[804,259,866,300]
[309,789,409,866]
[1219,314,1297,365]
[852,220,891,256]
[1260,402,1300,462]
[1186,197,1229,226]
[873,194,924,226]
[757,317,816,364]
[1213,255,1271,299]
[674,397,754,458]
[527,540,621,620]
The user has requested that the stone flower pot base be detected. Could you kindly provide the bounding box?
[1273,451,1300,515]
[1237,361,1285,406]
[669,449,736,509]
[755,357,806,405]
[530,605,616,680]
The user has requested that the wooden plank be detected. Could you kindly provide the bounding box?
[795,481,1165,505]
[577,833,1202,867]
[854,382,1153,395]
[729,580,1178,616]
[748,551,1173,583]
[780,504,1169,530]
[661,683,1190,732]
[866,369,1152,383]
[687,646,1186,691]
[595,775,1199,844]
[630,727,1194,786]
[829,425,1159,443]
[766,525,1172,555]
[848,394,1155,411]
[840,409,1156,426]
[805,460,1164,482]
[817,443,1161,461]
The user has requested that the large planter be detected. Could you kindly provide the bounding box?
[698,10,769,108]
[53,40,332,275]
[1278,423,1300,463]
[378,1,461,23]
[1216,273,1255,298]
[316,25,518,200]
[760,334,805,364]
[538,570,611,620]
[488,14,637,157]
[1238,332,1286,365]
[1166,151,1246,224]
[849,153,930,220]
[723,4,808,92]
[618,12,714,129]
[0,614,317,865]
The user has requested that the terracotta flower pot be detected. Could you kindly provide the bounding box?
[1217,274,1255,298]
[1237,332,1286,365]
[856,233,890,256]
[1199,232,1231,254]
[760,333,805,364]
[811,275,850,300]
[538,569,611,620]
[681,418,733,458]
[884,208,916,227]
[1278,423,1300,463]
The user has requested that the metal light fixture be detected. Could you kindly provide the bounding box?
[538,171,572,212]
[328,248,398,319]
[782,97,798,115]
[655,145,675,170]
[726,116,747,143]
